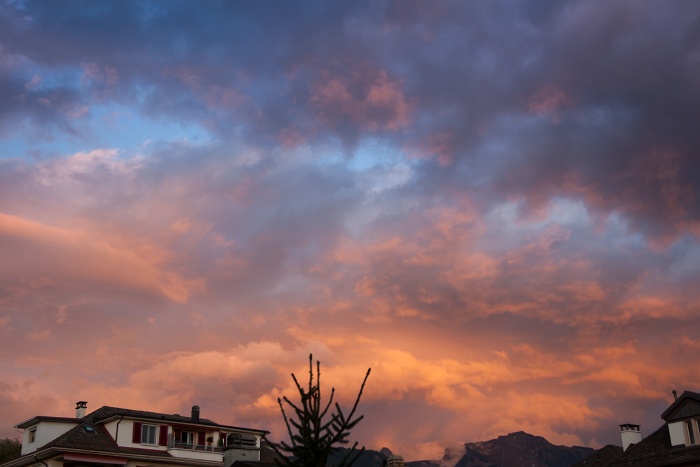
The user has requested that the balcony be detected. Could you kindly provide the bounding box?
[168,441,224,452]
[167,442,224,461]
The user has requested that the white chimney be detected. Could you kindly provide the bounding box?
[620,423,641,451]
[75,401,88,418]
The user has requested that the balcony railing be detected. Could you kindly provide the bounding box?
[167,442,224,452]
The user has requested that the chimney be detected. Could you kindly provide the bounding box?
[619,424,641,451]
[191,405,200,422]
[75,401,88,418]
[386,455,405,467]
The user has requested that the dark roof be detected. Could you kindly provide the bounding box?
[40,408,158,455]
[606,423,700,467]
[3,405,268,467]
[661,391,700,423]
[571,444,624,467]
[94,406,267,433]
[258,440,286,464]
[15,406,267,434]
[15,416,80,429]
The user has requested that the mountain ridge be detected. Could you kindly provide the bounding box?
[329,431,596,467]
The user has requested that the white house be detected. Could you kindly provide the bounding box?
[1,402,277,467]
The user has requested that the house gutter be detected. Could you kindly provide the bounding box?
[114,416,124,443]
[33,454,48,467]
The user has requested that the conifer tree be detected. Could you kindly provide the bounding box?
[265,354,371,467]
[0,438,21,463]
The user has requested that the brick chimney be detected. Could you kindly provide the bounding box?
[191,405,200,422]
[620,424,641,451]
[75,401,88,418]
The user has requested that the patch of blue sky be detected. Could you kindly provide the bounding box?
[88,102,212,155]
[666,235,700,279]
[0,101,212,161]
[602,212,652,251]
[341,137,415,193]
[346,137,405,171]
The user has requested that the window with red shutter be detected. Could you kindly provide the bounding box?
[158,425,168,446]
[132,422,142,444]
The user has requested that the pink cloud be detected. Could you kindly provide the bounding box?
[310,70,410,132]
[528,83,572,122]
[0,212,200,303]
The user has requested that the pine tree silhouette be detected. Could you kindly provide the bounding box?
[265,354,371,467]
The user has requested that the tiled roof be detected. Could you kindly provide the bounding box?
[571,444,623,467]
[4,405,268,467]
[606,423,700,467]
[15,416,79,429]
[258,440,286,464]
[40,408,156,454]
[93,406,267,433]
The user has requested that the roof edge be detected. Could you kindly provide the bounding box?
[661,391,700,421]
[15,416,80,429]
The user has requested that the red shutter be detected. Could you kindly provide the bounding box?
[158,425,168,446]
[132,422,142,444]
[198,432,206,446]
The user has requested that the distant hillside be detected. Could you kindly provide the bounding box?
[327,446,391,467]
[459,431,594,467]
[330,431,594,467]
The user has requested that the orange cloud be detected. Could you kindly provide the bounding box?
[0,212,200,303]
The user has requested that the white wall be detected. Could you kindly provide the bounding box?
[116,420,168,450]
[668,421,686,447]
[20,422,78,455]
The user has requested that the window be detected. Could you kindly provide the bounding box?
[28,428,36,444]
[141,424,157,445]
[179,431,194,446]
[684,419,700,446]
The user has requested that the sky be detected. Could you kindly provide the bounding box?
[1,0,700,461]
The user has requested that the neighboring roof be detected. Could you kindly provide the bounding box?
[258,440,286,465]
[571,444,623,467]
[33,408,165,456]
[94,406,268,434]
[606,423,700,467]
[661,391,700,423]
[15,416,79,429]
[15,406,267,434]
[2,405,268,467]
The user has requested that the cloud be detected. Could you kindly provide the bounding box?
[0,211,198,303]
[1,1,700,462]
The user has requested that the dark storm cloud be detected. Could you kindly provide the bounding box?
[390,1,700,240]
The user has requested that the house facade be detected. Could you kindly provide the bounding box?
[575,390,700,466]
[1,402,273,467]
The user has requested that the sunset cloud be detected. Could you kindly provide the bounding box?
[1,0,699,463]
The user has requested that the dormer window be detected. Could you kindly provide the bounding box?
[685,419,700,446]
[28,428,36,444]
